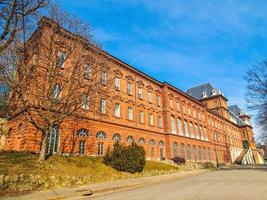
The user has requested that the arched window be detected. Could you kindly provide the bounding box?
[139,137,146,145]
[184,121,188,136]
[195,124,199,139]
[149,139,155,146]
[177,118,182,135]
[207,147,211,161]
[189,122,193,138]
[187,144,191,160]
[173,142,178,157]
[198,146,202,161]
[149,139,155,159]
[193,145,197,161]
[199,126,202,139]
[112,134,121,142]
[159,140,164,160]
[77,129,89,137]
[18,123,24,134]
[170,115,176,134]
[96,131,106,139]
[127,135,134,144]
[46,125,60,155]
[8,128,12,137]
[180,143,185,158]
[203,147,207,160]
[79,140,86,155]
[204,127,207,140]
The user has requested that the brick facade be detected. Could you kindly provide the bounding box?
[5,17,257,164]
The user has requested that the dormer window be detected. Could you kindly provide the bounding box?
[56,51,66,68]
[202,91,207,98]
[211,89,217,96]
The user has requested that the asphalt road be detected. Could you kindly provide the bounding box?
[87,169,267,200]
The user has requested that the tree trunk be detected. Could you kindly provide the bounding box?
[39,130,49,162]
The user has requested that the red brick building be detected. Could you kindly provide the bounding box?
[5,17,260,164]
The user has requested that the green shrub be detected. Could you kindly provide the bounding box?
[201,161,216,169]
[172,156,186,165]
[104,142,146,173]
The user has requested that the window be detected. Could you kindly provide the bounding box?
[81,94,89,110]
[187,144,191,160]
[79,140,86,155]
[193,145,197,161]
[170,99,173,108]
[147,92,152,103]
[177,118,182,135]
[198,112,201,119]
[56,51,66,67]
[207,148,211,161]
[189,122,193,138]
[101,72,107,85]
[139,111,144,123]
[173,142,178,157]
[127,135,134,144]
[182,106,186,114]
[176,102,180,111]
[46,125,60,155]
[113,134,121,143]
[184,121,188,136]
[195,124,199,139]
[199,126,202,139]
[198,146,202,160]
[193,110,196,118]
[96,131,106,139]
[204,128,208,141]
[114,103,121,117]
[138,88,143,99]
[203,147,207,160]
[83,64,91,79]
[188,108,191,116]
[158,116,162,128]
[100,99,106,114]
[156,96,161,106]
[170,115,176,134]
[114,77,120,90]
[149,113,154,126]
[128,107,133,120]
[151,147,155,158]
[180,143,185,158]
[139,137,146,145]
[52,84,62,100]
[127,81,132,95]
[77,128,89,137]
[98,142,104,156]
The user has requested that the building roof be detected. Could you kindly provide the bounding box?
[228,109,245,126]
[228,105,242,116]
[186,82,225,100]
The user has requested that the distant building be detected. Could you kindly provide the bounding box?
[4,17,263,164]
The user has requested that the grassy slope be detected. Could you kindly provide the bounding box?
[0,152,182,195]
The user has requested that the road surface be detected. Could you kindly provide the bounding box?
[87,169,267,200]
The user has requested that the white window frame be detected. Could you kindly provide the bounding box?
[101,72,107,85]
[139,111,144,124]
[128,107,133,120]
[81,94,89,110]
[147,92,152,103]
[114,103,121,117]
[127,81,132,95]
[56,51,66,68]
[52,84,62,100]
[114,77,120,90]
[149,113,154,126]
[100,99,106,114]
[138,88,143,99]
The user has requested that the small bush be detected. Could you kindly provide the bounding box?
[104,142,146,173]
[172,156,186,165]
[201,161,216,169]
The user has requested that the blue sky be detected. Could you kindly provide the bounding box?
[61,0,267,138]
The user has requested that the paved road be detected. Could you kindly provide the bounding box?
[87,169,267,200]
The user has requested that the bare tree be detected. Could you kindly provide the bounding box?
[1,4,116,162]
[0,0,47,53]
[245,60,267,141]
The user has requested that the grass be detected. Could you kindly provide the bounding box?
[0,151,189,195]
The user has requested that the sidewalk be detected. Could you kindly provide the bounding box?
[1,169,208,200]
